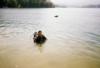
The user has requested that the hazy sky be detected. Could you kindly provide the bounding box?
[51,0,100,5]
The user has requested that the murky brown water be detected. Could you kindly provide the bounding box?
[0,8,100,68]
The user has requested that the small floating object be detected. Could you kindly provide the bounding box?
[54,15,59,18]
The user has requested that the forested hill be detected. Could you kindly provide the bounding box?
[0,0,55,8]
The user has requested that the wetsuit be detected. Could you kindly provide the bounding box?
[35,35,47,44]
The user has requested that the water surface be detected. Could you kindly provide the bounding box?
[0,8,100,68]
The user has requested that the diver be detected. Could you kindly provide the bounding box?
[33,30,47,44]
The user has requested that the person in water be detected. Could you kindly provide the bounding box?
[34,31,47,43]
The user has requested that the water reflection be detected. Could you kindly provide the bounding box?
[35,43,44,53]
[33,38,46,53]
[86,32,100,44]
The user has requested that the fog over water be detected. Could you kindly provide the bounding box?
[51,0,100,5]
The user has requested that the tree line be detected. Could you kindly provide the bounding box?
[0,0,55,8]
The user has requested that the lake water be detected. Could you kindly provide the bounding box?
[0,8,100,68]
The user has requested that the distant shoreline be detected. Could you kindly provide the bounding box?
[0,0,55,8]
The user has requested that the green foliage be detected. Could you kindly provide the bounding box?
[0,0,54,8]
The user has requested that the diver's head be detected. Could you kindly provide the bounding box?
[38,30,42,36]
